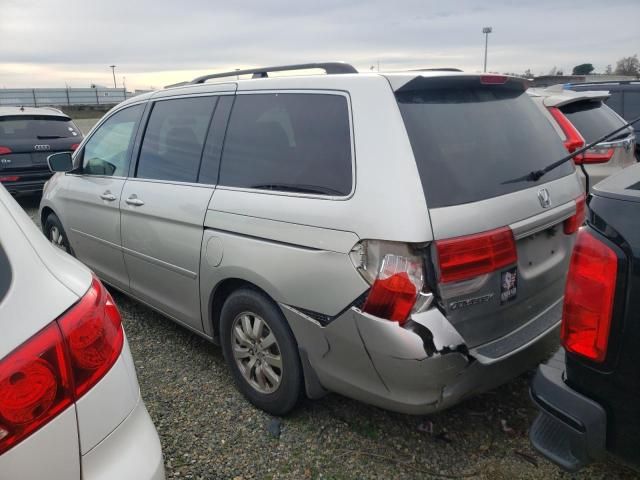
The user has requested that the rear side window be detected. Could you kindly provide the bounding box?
[623,91,640,120]
[560,100,628,144]
[219,93,352,196]
[137,97,217,183]
[0,116,80,140]
[396,79,572,208]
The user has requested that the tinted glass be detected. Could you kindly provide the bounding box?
[623,91,640,120]
[137,97,216,183]
[198,96,234,185]
[604,91,624,115]
[0,116,80,140]
[397,83,572,208]
[82,104,143,177]
[561,100,628,143]
[219,93,352,196]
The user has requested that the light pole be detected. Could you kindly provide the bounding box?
[482,27,492,73]
[109,65,117,88]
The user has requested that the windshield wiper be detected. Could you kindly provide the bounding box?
[37,135,64,139]
[250,183,344,195]
[503,115,640,185]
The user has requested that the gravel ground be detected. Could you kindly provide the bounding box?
[18,195,637,480]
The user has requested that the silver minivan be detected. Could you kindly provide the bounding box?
[40,63,584,415]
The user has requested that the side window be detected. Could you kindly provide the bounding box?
[219,93,352,196]
[82,104,143,176]
[136,96,217,183]
[623,91,640,120]
[604,91,623,116]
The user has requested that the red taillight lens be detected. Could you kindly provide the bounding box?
[0,324,73,455]
[362,254,424,324]
[548,107,585,157]
[58,277,124,398]
[436,227,517,283]
[70,144,80,151]
[0,176,20,183]
[480,74,508,85]
[563,194,586,235]
[581,148,615,164]
[0,147,11,155]
[0,277,123,455]
[561,229,617,362]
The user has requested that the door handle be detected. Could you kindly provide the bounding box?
[125,195,145,206]
[100,191,117,201]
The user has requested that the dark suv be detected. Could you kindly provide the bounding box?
[530,162,640,472]
[568,81,640,157]
[0,106,82,194]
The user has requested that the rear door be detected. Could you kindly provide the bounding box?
[395,76,583,355]
[59,103,145,291]
[120,90,232,331]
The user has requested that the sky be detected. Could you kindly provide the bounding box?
[1,0,638,91]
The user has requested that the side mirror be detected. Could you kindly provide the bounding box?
[47,152,74,172]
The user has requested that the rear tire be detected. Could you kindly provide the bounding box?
[44,213,72,255]
[220,288,302,415]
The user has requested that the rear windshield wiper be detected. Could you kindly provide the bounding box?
[36,135,65,139]
[503,115,640,184]
[250,183,344,195]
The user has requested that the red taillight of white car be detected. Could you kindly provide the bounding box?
[563,194,586,235]
[0,277,123,455]
[548,107,585,156]
[350,241,426,325]
[561,228,617,363]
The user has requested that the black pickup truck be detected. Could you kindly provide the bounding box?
[529,162,640,472]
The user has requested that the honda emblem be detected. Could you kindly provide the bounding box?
[537,188,551,209]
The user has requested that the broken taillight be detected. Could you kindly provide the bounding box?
[350,241,426,324]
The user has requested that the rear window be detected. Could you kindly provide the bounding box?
[560,100,628,144]
[0,116,80,140]
[396,79,572,208]
[219,93,352,196]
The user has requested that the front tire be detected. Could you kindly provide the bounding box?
[220,288,302,415]
[44,213,72,255]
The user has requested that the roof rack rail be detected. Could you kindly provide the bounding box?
[408,67,463,72]
[190,62,358,84]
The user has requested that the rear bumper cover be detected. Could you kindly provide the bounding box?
[284,302,561,415]
[0,169,52,194]
[529,348,607,472]
[81,398,165,480]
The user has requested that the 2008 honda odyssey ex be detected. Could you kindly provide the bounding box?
[40,63,584,415]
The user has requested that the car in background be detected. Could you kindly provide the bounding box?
[567,81,640,157]
[0,107,82,195]
[530,162,640,472]
[41,63,583,416]
[528,87,636,192]
[0,184,164,479]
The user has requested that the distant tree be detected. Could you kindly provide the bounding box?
[556,69,564,76]
[605,64,613,74]
[548,66,558,76]
[523,68,533,78]
[615,55,640,76]
[572,63,595,75]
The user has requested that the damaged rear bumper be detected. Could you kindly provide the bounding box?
[282,303,560,415]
